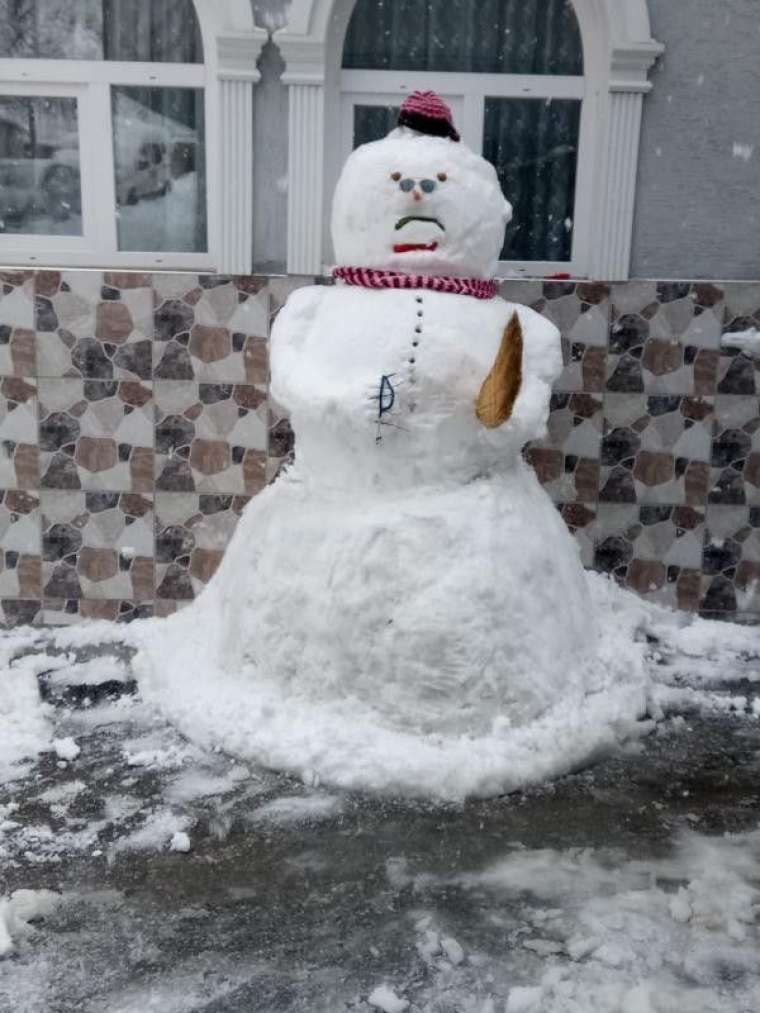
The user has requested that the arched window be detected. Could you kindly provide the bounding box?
[0,0,263,271]
[276,0,663,280]
[340,0,588,273]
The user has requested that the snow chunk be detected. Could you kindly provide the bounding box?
[169,831,191,853]
[732,142,754,161]
[506,986,542,1012]
[722,327,760,357]
[0,889,61,957]
[53,737,80,761]
[440,934,465,965]
[368,984,409,1012]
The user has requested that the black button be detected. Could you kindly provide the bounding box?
[415,296,423,303]
[415,326,422,333]
[409,358,416,364]
[412,340,419,347]
[417,310,423,317]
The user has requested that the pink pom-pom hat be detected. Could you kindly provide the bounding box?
[397,90,461,142]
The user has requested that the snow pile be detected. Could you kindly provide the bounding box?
[0,889,61,957]
[390,828,760,1012]
[0,641,53,781]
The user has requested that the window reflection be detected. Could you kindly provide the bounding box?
[484,97,580,262]
[0,96,82,235]
[0,0,202,62]
[354,105,400,148]
[112,86,206,253]
[344,0,583,75]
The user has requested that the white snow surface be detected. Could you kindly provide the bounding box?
[368,984,410,1012]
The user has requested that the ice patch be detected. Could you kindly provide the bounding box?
[249,794,343,826]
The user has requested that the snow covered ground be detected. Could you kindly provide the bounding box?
[1,698,760,1012]
[1,574,759,1010]
[0,620,758,1010]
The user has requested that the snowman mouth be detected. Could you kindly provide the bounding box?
[393,241,439,254]
[393,215,444,254]
[395,215,445,232]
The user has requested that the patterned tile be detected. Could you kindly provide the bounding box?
[709,395,760,505]
[153,274,269,382]
[155,382,267,494]
[40,599,153,625]
[154,599,193,618]
[0,377,38,489]
[0,271,35,376]
[557,502,597,568]
[525,392,602,503]
[36,271,153,380]
[607,282,724,395]
[155,493,248,600]
[717,285,760,396]
[41,490,153,601]
[701,505,760,616]
[0,599,42,628]
[0,490,41,598]
[600,395,713,506]
[593,502,706,611]
[267,401,295,484]
[502,280,610,393]
[38,379,153,491]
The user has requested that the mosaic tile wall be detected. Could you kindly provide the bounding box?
[1,270,759,626]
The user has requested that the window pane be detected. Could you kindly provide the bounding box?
[483,97,580,262]
[0,95,82,236]
[103,0,202,63]
[112,86,206,253]
[354,104,400,147]
[0,0,202,62]
[343,0,582,75]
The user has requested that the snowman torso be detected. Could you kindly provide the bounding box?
[271,284,560,491]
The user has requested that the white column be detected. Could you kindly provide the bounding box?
[593,91,644,281]
[591,40,664,280]
[215,33,265,274]
[285,81,325,275]
[218,76,255,273]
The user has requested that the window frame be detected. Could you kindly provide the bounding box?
[0,57,210,269]
[0,1,265,273]
[339,66,595,278]
[276,0,663,281]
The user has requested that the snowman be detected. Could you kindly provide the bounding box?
[137,93,636,797]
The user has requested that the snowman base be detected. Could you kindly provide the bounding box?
[132,465,649,799]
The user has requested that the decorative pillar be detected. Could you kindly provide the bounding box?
[279,40,327,276]
[591,41,664,280]
[216,34,264,274]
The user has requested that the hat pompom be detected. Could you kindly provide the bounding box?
[398,91,461,143]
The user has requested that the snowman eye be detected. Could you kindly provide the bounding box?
[437,172,448,182]
[390,172,402,182]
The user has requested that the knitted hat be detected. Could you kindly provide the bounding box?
[397,91,461,142]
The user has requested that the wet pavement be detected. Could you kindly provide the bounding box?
[1,652,760,1012]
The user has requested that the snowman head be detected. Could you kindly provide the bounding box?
[331,91,512,280]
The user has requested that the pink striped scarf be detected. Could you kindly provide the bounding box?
[333,266,498,300]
